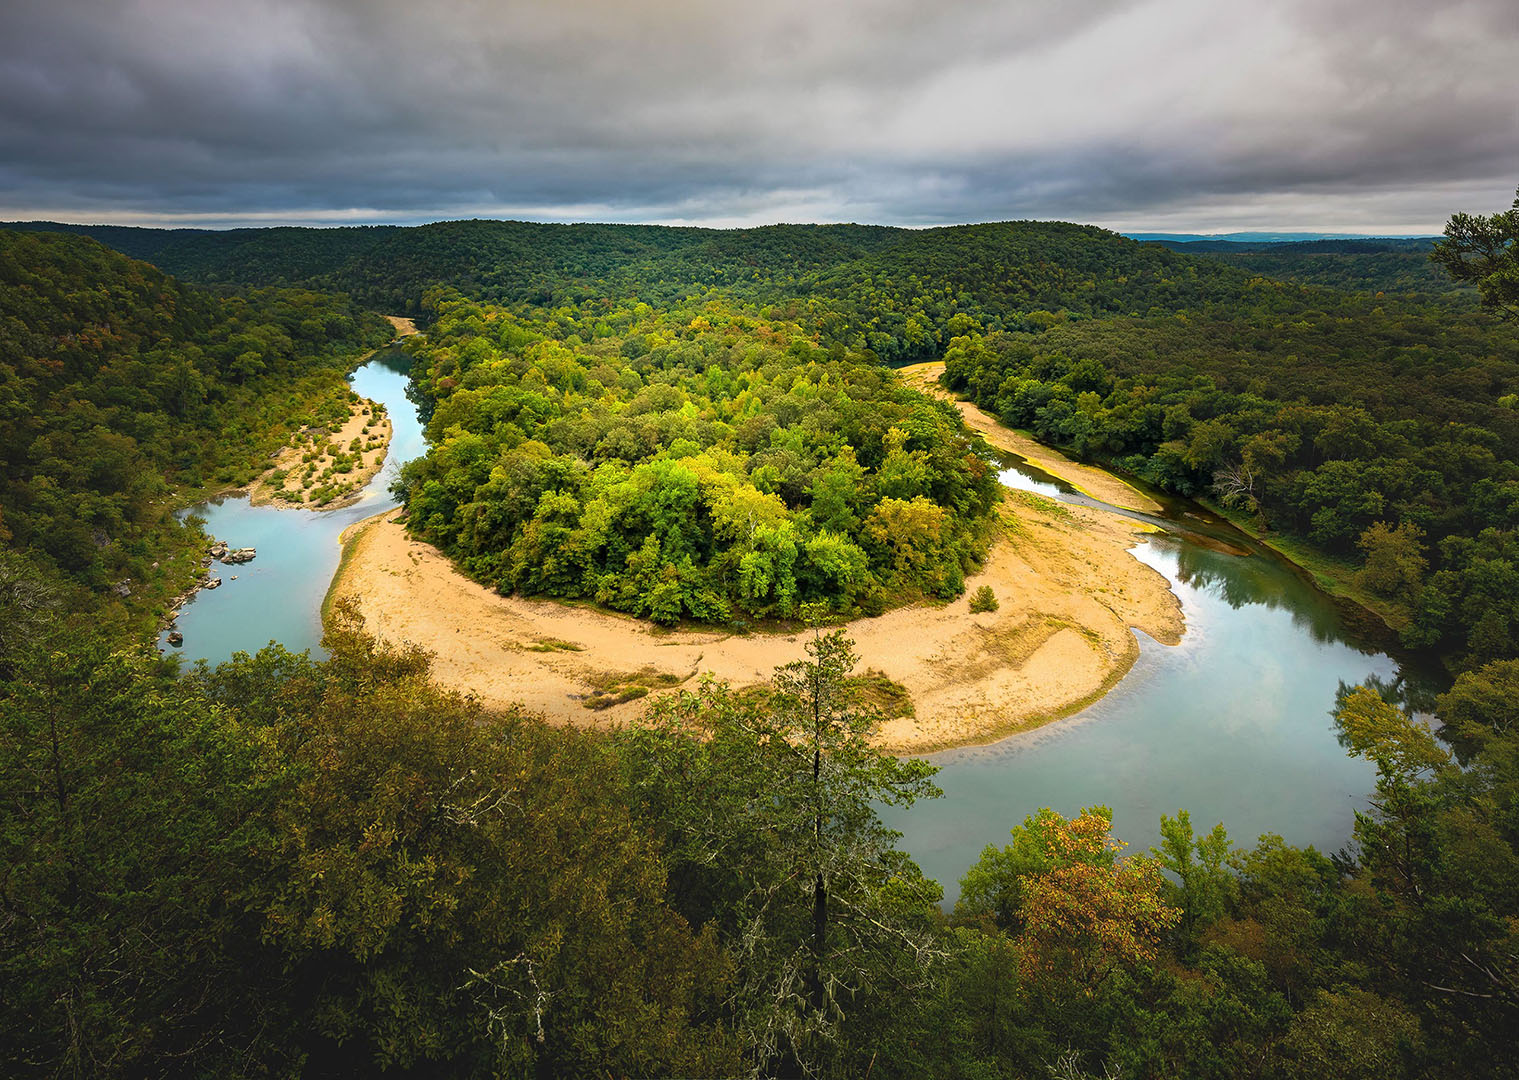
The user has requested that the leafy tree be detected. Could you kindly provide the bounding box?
[1012,809,1180,997]
[616,632,941,1076]
[1356,520,1427,600]
[1276,987,1422,1080]
[1153,809,1234,941]
[1335,685,1453,782]
[1333,683,1519,1070]
[1432,185,1519,320]
[956,806,1119,931]
[1436,659,1519,747]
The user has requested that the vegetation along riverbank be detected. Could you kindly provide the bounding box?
[5,197,1518,1077]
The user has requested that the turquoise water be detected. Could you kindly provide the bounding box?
[158,349,425,664]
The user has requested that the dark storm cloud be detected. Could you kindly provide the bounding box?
[1,0,1514,230]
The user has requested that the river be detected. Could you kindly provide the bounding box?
[157,347,425,662]
[882,452,1440,905]
[164,350,1437,905]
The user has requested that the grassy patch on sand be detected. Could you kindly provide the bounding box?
[582,667,688,710]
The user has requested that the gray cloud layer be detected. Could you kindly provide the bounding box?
[2,0,1515,230]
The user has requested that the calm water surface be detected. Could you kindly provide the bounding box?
[882,453,1439,905]
[158,348,424,663]
[164,363,1434,903]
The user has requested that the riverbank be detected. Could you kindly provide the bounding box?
[901,362,1414,643]
[327,492,1181,754]
[1202,498,1413,642]
[899,362,1162,514]
[247,395,393,511]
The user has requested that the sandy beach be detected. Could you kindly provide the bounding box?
[324,367,1183,751]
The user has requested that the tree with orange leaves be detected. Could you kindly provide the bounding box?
[968,808,1180,997]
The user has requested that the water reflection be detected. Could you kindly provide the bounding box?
[887,456,1444,908]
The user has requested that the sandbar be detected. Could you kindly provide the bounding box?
[326,390,1183,751]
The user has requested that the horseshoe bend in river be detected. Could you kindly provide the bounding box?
[164,347,1441,904]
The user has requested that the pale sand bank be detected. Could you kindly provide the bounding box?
[249,397,392,511]
[385,315,419,337]
[324,358,1185,751]
[899,362,1162,514]
[327,483,1181,753]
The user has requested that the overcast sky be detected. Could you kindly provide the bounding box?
[1,0,1515,233]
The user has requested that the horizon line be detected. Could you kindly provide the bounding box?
[0,214,1448,240]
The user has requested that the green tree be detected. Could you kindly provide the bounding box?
[956,806,1118,931]
[1277,987,1422,1080]
[1356,521,1427,600]
[1154,809,1235,942]
[1436,659,1519,748]
[617,631,941,1075]
[1432,185,1519,319]
[1013,809,1180,997]
[968,584,999,613]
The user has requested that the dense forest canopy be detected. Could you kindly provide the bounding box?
[939,293,1519,667]
[3,201,1518,1077]
[4,218,1344,356]
[395,292,999,623]
[13,216,1514,660]
[1155,237,1455,295]
[5,599,1516,1078]
[0,230,391,628]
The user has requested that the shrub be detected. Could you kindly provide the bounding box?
[969,585,999,613]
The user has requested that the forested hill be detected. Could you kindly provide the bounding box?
[8,217,1262,328]
[9,217,1516,668]
[6,218,1464,354]
[0,229,391,630]
[1156,237,1454,295]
